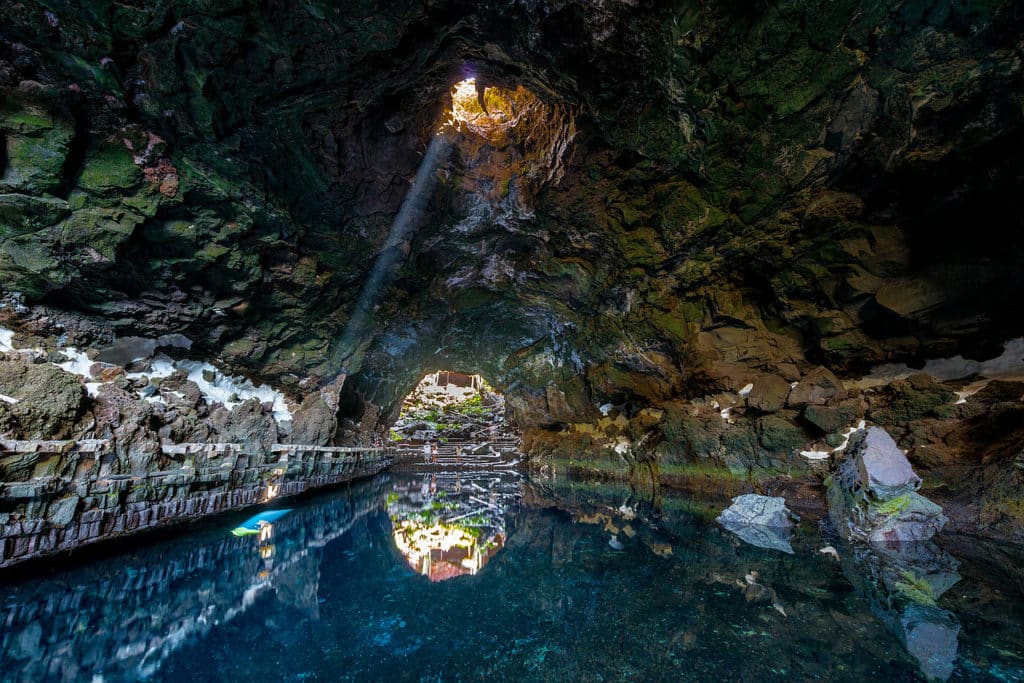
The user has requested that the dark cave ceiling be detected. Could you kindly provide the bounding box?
[0,0,1022,434]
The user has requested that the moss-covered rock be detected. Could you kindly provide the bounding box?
[76,142,142,199]
[756,412,808,455]
[868,374,957,426]
[0,194,69,236]
[803,403,857,433]
[0,99,74,195]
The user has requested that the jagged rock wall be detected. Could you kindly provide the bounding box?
[0,1,1022,537]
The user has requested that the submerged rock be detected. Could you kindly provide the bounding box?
[903,606,960,682]
[837,541,961,682]
[716,494,795,554]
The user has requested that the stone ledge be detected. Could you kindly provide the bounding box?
[0,441,395,569]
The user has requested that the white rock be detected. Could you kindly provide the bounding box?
[717,494,796,554]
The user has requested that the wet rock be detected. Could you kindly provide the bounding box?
[828,427,946,544]
[716,494,795,554]
[746,375,791,413]
[10,622,41,660]
[853,427,921,500]
[903,607,960,682]
[788,367,844,407]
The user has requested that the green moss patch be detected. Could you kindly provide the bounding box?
[77,143,142,198]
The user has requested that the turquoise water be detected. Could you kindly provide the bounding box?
[1,469,1022,682]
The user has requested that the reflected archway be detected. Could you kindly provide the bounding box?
[386,471,523,581]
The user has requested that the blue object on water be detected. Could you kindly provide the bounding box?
[231,509,293,536]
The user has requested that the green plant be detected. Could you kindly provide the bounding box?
[452,393,490,416]
[873,493,911,516]
[894,571,937,605]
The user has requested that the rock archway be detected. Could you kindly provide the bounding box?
[1,0,1023,541]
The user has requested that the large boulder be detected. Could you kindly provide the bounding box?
[802,403,857,433]
[867,374,957,426]
[0,353,85,439]
[852,427,922,500]
[289,392,338,446]
[828,427,946,544]
[208,398,279,454]
[746,374,791,413]
[788,367,844,406]
[716,494,796,553]
[93,334,192,365]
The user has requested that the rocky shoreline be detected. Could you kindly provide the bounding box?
[0,324,393,568]
[526,344,1024,546]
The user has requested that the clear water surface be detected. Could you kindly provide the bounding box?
[1,468,1022,682]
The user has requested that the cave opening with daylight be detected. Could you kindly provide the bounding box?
[441,78,531,138]
[388,370,520,465]
[1,2,1024,679]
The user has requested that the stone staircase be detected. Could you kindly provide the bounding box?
[390,437,522,469]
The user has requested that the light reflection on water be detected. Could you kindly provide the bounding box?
[0,469,1021,682]
[387,472,519,581]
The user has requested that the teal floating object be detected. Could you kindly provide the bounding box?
[231,509,293,537]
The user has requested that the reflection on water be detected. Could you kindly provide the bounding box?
[840,539,962,681]
[0,468,1022,682]
[387,472,520,581]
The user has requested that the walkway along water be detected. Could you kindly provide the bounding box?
[0,475,390,681]
[0,439,394,568]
